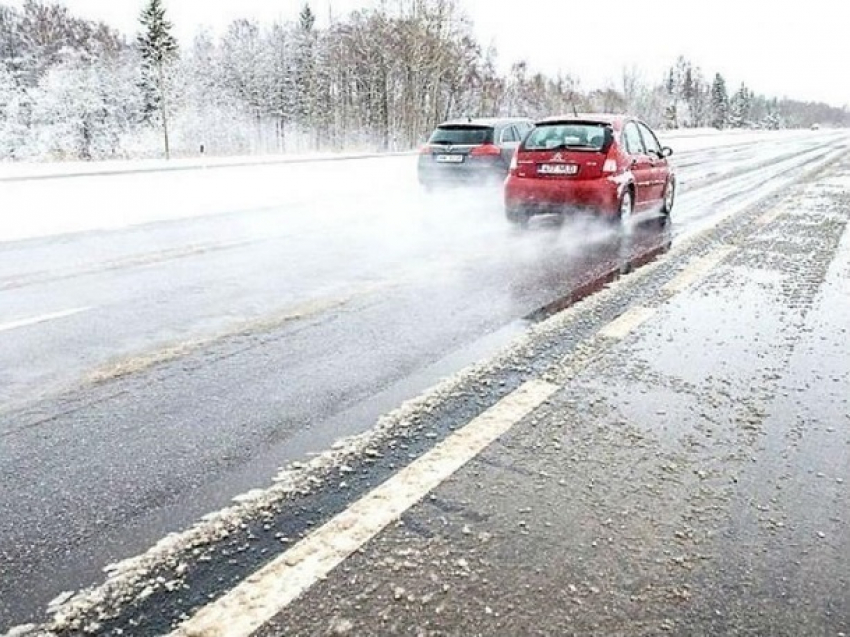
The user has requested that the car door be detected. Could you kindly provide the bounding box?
[498,125,522,169]
[622,121,653,209]
[637,122,669,204]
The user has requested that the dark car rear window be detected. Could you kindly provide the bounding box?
[524,123,611,151]
[429,125,494,145]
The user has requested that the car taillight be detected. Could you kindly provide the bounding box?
[420,145,433,154]
[602,157,618,173]
[470,144,501,157]
[509,151,519,172]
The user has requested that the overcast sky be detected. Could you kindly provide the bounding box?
[25,0,850,107]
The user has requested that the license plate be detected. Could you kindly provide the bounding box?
[435,154,464,164]
[539,163,578,175]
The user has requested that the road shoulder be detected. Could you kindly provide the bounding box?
[257,159,850,636]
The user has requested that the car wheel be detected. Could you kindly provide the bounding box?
[661,179,675,219]
[616,189,634,229]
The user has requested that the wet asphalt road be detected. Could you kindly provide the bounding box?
[0,131,847,630]
[260,155,850,637]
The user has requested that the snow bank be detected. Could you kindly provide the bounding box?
[0,150,415,182]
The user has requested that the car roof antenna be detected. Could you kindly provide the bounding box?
[572,101,579,117]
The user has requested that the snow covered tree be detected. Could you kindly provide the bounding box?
[762,98,783,130]
[0,5,24,73]
[266,22,296,150]
[137,0,178,158]
[663,56,694,128]
[292,3,316,141]
[686,68,709,128]
[11,1,122,83]
[664,67,680,128]
[476,46,505,117]
[4,1,849,161]
[219,19,272,148]
[619,66,664,125]
[0,60,29,158]
[661,57,718,128]
[729,83,752,128]
[710,72,729,129]
[1,2,124,85]
[25,50,140,159]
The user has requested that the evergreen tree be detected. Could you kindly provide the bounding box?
[666,67,676,97]
[681,64,700,127]
[687,68,709,128]
[763,98,782,130]
[729,83,752,128]
[664,66,679,127]
[292,3,316,141]
[267,22,295,150]
[683,66,695,105]
[664,102,678,129]
[299,3,316,32]
[137,0,178,158]
[710,72,729,129]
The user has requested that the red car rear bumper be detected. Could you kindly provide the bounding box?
[505,175,621,217]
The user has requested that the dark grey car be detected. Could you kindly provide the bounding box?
[417,117,533,189]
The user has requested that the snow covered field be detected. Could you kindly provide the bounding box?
[0,129,830,244]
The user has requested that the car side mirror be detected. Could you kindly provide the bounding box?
[660,146,673,158]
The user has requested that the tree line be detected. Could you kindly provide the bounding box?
[0,0,847,161]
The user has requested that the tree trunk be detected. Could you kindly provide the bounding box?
[158,62,171,160]
[381,70,390,151]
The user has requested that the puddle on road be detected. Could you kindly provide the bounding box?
[524,218,672,322]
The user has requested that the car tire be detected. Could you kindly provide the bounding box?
[661,178,675,220]
[615,189,634,230]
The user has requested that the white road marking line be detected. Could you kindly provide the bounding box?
[662,245,738,294]
[169,379,558,637]
[0,307,92,334]
[598,306,657,340]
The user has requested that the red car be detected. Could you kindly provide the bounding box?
[504,114,675,227]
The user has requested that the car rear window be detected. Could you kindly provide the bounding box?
[524,123,611,151]
[429,126,494,145]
